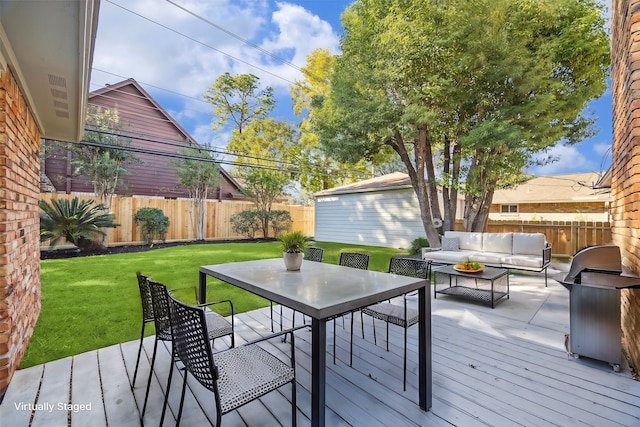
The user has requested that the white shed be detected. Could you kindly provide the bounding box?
[314,172,464,249]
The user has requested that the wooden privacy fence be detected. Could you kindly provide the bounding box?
[40,193,314,247]
[483,220,612,258]
[40,194,610,257]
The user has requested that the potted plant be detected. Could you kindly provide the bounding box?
[279,230,311,271]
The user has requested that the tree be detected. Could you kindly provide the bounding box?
[227,119,295,237]
[315,0,609,246]
[203,72,275,134]
[172,145,223,240]
[289,49,373,191]
[39,197,117,251]
[76,105,141,210]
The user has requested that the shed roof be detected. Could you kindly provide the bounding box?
[315,172,413,196]
[492,172,610,204]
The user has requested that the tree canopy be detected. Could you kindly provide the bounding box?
[289,48,373,191]
[315,0,610,246]
[77,105,141,211]
[204,72,275,134]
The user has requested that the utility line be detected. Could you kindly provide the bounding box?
[78,128,370,179]
[84,127,303,169]
[104,0,296,85]
[67,139,303,174]
[166,0,303,72]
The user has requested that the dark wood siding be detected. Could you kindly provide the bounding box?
[43,79,242,200]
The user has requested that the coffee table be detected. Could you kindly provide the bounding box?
[432,264,509,308]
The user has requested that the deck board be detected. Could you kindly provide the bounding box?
[2,279,640,427]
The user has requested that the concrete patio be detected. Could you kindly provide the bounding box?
[2,266,639,426]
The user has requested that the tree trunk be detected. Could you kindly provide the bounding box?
[389,126,441,249]
[464,186,496,232]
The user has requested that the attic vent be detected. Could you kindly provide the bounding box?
[48,74,67,88]
[55,110,70,118]
[53,100,68,110]
[50,88,68,100]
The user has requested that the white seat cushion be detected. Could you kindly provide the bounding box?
[501,254,544,269]
[468,252,504,266]
[512,233,546,256]
[481,233,513,254]
[444,231,483,251]
[423,250,474,264]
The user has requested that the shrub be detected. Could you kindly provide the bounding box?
[230,210,262,238]
[270,210,292,236]
[39,197,117,251]
[133,207,170,246]
[409,237,430,256]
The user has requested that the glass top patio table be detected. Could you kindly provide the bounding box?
[199,258,432,427]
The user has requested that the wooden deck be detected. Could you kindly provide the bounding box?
[2,274,640,426]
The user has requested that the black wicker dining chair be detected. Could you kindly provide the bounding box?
[141,280,236,418]
[161,294,301,427]
[359,256,430,390]
[333,252,370,365]
[305,247,324,262]
[132,272,155,388]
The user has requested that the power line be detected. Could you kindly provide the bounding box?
[166,0,303,72]
[91,69,205,105]
[78,128,369,180]
[66,138,303,174]
[104,0,296,85]
[84,127,300,169]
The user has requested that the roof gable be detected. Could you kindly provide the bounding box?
[315,172,412,196]
[87,78,240,189]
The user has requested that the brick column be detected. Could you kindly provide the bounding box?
[0,67,42,397]
[611,0,640,373]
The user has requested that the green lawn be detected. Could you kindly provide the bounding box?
[23,241,407,368]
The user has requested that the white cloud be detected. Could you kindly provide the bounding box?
[594,142,612,156]
[90,0,340,145]
[529,144,595,176]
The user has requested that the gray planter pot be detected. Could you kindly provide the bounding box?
[283,252,303,271]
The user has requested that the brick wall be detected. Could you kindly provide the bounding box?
[0,68,42,397]
[611,0,640,374]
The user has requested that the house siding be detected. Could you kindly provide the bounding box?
[611,0,640,374]
[43,80,240,200]
[0,68,41,397]
[314,188,428,249]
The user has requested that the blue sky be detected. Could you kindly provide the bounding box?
[90,0,613,178]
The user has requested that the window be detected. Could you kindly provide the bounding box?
[500,204,518,213]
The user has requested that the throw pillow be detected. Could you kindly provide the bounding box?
[441,236,459,251]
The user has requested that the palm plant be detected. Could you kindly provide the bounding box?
[39,197,117,251]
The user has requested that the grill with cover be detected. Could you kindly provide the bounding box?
[556,244,640,372]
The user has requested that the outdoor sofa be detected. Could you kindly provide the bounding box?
[422,231,552,286]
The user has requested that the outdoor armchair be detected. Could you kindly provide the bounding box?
[162,293,302,426]
[141,280,235,419]
[359,256,430,390]
[133,272,155,388]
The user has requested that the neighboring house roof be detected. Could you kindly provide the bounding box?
[88,78,241,190]
[43,78,244,199]
[492,172,610,204]
[594,166,612,189]
[315,172,413,196]
[0,0,100,142]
